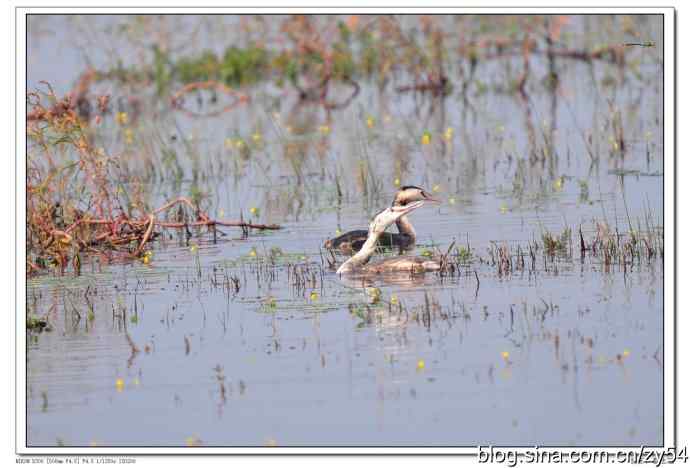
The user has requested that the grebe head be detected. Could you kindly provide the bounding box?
[393,185,441,207]
[369,200,425,234]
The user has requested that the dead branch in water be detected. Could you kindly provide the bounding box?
[29,195,282,275]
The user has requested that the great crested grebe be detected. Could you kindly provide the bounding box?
[325,186,439,255]
[336,200,445,275]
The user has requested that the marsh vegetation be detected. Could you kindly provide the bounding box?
[26,14,663,447]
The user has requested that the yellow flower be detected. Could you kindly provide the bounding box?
[142,256,150,265]
[553,177,564,191]
[366,116,375,128]
[501,351,510,360]
[390,295,398,305]
[249,248,257,257]
[444,127,454,141]
[499,203,509,214]
[335,228,342,236]
[249,207,259,217]
[115,378,125,392]
[366,287,381,303]
[318,125,330,135]
[190,244,198,254]
[416,359,425,370]
[310,291,318,301]
[393,177,401,187]
[115,112,128,125]
[421,131,431,145]
[622,349,630,358]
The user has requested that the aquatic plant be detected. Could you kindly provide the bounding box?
[26,85,281,276]
[542,227,572,257]
[82,15,650,117]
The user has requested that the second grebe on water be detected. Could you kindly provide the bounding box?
[336,200,447,275]
[325,186,439,255]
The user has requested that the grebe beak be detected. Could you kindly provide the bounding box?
[422,191,442,204]
[391,200,425,215]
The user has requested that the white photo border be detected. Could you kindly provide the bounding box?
[14,5,676,456]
